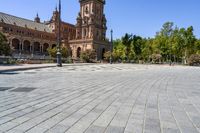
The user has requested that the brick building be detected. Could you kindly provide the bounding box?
[0,0,110,60]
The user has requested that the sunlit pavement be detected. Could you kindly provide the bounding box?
[0,64,200,133]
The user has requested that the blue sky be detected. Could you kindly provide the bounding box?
[0,0,200,39]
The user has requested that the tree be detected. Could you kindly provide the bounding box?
[122,33,133,61]
[154,22,175,62]
[170,27,185,62]
[160,22,174,37]
[0,32,11,56]
[113,40,126,61]
[132,35,144,61]
[111,21,199,65]
[195,40,200,54]
[142,38,153,62]
[180,26,196,64]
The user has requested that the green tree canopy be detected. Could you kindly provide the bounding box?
[111,21,199,65]
[0,32,11,56]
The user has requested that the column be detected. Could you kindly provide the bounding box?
[21,42,24,51]
[41,45,44,53]
[40,45,42,53]
[31,42,34,57]
[19,40,22,55]
[30,44,32,53]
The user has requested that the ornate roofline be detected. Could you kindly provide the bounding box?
[79,0,105,4]
[0,12,52,33]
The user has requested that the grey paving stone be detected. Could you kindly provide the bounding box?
[163,128,181,133]
[0,121,19,132]
[46,124,70,133]
[85,125,105,133]
[180,126,199,133]
[124,123,143,133]
[105,126,124,133]
[0,64,200,133]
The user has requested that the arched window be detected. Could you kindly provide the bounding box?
[12,38,20,51]
[77,47,81,58]
[52,44,56,49]
[23,40,31,52]
[33,42,40,52]
[43,43,49,52]
[102,48,105,59]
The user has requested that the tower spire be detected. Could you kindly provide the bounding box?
[34,12,40,23]
[55,3,58,11]
[59,0,61,18]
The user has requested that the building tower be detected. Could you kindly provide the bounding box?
[76,0,107,40]
[69,0,109,60]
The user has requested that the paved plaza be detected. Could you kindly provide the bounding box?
[0,64,200,133]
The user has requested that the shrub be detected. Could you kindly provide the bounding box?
[61,47,69,58]
[80,49,96,63]
[47,47,57,58]
[151,54,162,64]
[188,54,200,66]
[103,51,112,62]
[47,47,69,58]
[6,58,17,64]
[65,57,73,64]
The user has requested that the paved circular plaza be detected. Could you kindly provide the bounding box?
[0,64,200,133]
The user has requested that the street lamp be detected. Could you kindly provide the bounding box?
[110,29,113,64]
[170,43,172,66]
[57,0,62,67]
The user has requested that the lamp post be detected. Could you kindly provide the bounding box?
[110,29,113,64]
[57,0,62,67]
[170,43,172,66]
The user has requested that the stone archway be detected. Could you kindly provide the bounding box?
[77,47,81,58]
[70,50,72,57]
[12,38,20,51]
[52,44,56,49]
[102,48,105,59]
[43,43,49,52]
[23,40,31,53]
[33,42,40,53]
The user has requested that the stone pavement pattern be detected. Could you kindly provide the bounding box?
[0,64,200,133]
[0,64,55,72]
[0,63,93,72]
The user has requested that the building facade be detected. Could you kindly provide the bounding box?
[0,0,110,60]
[69,0,110,60]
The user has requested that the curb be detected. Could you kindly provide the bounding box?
[0,66,56,73]
[0,63,97,73]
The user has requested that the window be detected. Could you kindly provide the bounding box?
[85,6,89,14]
[3,27,9,31]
